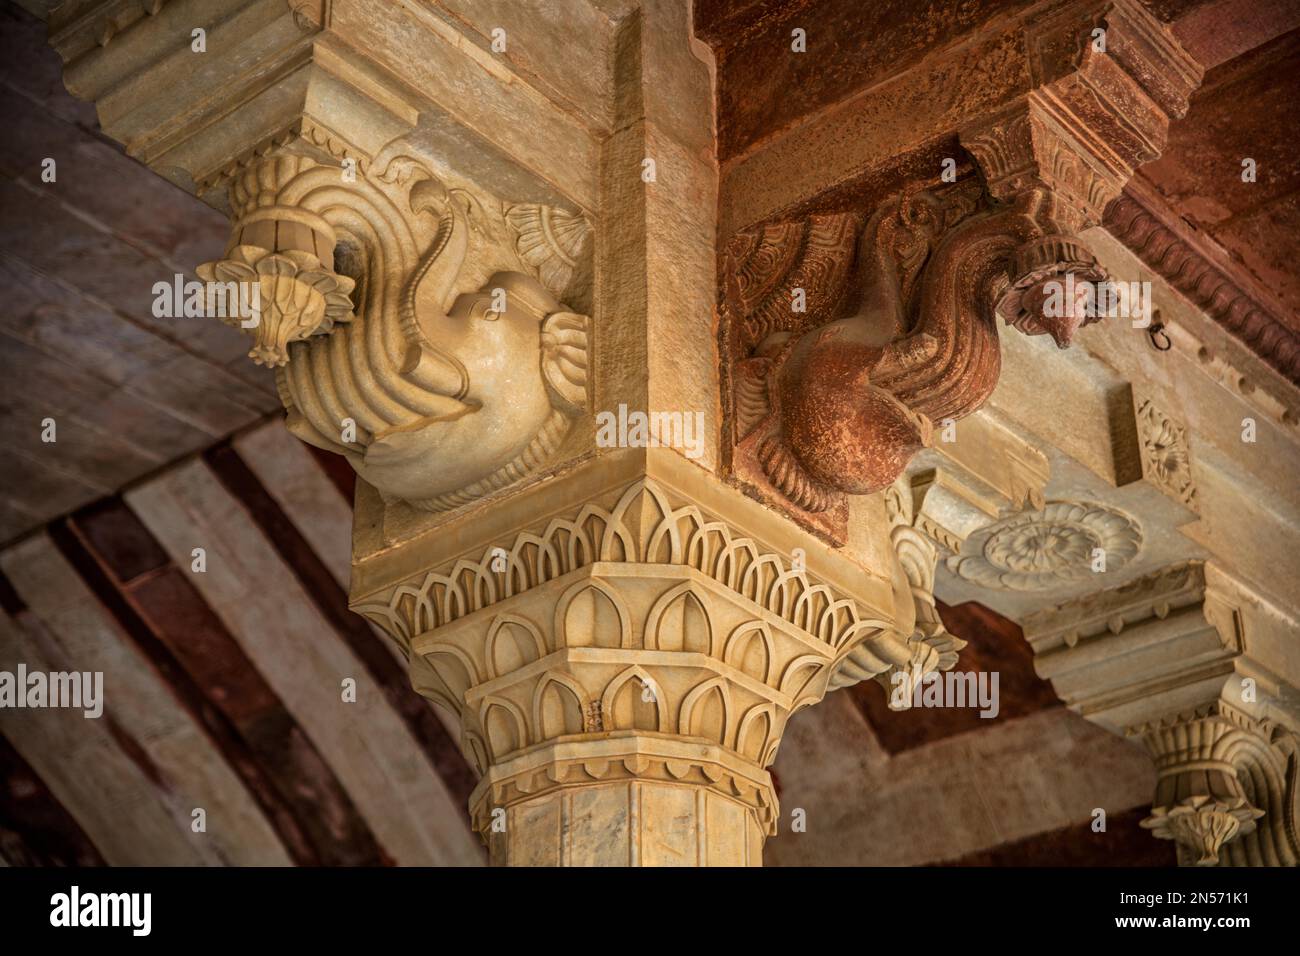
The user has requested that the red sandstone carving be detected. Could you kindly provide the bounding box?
[1105,189,1300,386]
[722,184,1107,530]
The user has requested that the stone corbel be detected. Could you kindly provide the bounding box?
[719,0,1200,540]
[722,184,1070,541]
[1135,703,1297,867]
[45,0,598,515]
[196,142,592,511]
[1022,563,1300,866]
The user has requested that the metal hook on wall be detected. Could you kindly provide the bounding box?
[1147,321,1172,352]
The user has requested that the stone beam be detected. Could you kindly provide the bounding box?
[1022,564,1300,866]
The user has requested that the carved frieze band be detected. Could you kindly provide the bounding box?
[1106,191,1300,388]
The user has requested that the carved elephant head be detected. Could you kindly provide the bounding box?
[356,271,588,510]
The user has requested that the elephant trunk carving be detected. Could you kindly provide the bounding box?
[199,151,591,513]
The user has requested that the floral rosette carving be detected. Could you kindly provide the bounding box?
[947,501,1142,591]
[1141,795,1264,866]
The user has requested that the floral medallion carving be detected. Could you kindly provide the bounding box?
[1137,398,1197,511]
[946,501,1142,591]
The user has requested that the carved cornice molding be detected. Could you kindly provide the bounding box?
[1023,560,1206,651]
[1023,564,1300,866]
[48,0,173,58]
[1105,187,1300,389]
[1163,321,1300,432]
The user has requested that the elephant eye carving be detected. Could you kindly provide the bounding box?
[468,299,501,321]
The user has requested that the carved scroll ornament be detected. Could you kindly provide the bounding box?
[199,149,592,513]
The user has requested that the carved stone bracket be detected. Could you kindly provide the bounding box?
[720,183,1086,539]
[1134,703,1296,867]
[197,141,592,512]
[718,0,1200,538]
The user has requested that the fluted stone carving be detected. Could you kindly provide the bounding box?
[1135,705,1277,867]
[356,472,921,863]
[197,146,592,512]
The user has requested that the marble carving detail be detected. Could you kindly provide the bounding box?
[355,476,932,842]
[1023,563,1300,867]
[199,145,592,513]
[946,501,1142,591]
[1135,704,1298,867]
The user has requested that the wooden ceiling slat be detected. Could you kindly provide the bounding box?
[3,532,295,865]
[224,427,482,826]
[0,591,208,864]
[125,459,483,866]
[0,711,106,866]
[55,505,379,866]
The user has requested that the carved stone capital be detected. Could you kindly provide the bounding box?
[1135,706,1271,866]
[352,455,919,862]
